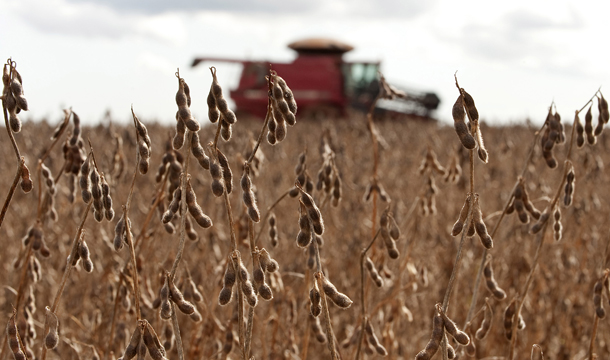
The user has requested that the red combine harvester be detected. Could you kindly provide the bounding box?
[192,38,440,119]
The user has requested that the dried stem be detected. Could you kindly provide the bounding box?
[355,228,381,360]
[123,205,141,320]
[253,189,290,247]
[244,220,255,358]
[316,272,338,360]
[40,201,93,360]
[465,121,546,325]
[0,159,23,230]
[508,161,571,359]
[170,303,185,360]
[105,275,124,360]
[167,130,193,360]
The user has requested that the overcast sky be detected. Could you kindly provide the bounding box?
[1,0,608,126]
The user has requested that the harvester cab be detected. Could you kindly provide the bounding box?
[192,38,439,119]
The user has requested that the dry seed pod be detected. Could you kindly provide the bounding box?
[542,148,557,169]
[187,279,203,302]
[600,93,610,123]
[437,305,470,346]
[462,89,479,121]
[483,255,506,299]
[310,314,327,343]
[276,75,297,117]
[503,298,517,340]
[388,213,400,240]
[319,273,353,308]
[122,324,143,360]
[593,276,606,319]
[415,311,444,360]
[595,96,605,136]
[20,161,33,193]
[452,194,471,236]
[475,298,494,340]
[255,254,273,299]
[7,311,26,360]
[258,249,278,274]
[475,128,488,163]
[365,256,384,287]
[296,207,313,248]
[142,322,167,360]
[452,95,476,150]
[268,213,278,247]
[210,67,237,125]
[136,342,147,360]
[445,334,456,359]
[191,132,210,170]
[584,105,596,145]
[575,111,585,148]
[132,109,151,149]
[473,196,493,249]
[44,307,59,350]
[218,258,236,306]
[307,242,316,269]
[207,88,220,123]
[159,277,172,320]
[553,207,562,242]
[220,119,233,142]
[521,185,540,220]
[564,167,575,207]
[365,320,388,356]
[331,175,342,207]
[79,240,94,273]
[381,227,400,259]
[530,207,550,234]
[239,262,258,308]
[299,189,325,235]
[309,283,322,317]
[186,181,212,228]
[209,162,224,197]
[172,116,186,150]
[167,276,195,315]
[185,217,198,240]
[114,214,125,251]
[222,327,233,354]
[217,149,233,194]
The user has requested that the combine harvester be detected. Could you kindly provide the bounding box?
[192,38,440,120]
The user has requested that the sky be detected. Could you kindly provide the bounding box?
[1,0,608,126]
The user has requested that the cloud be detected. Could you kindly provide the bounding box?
[438,6,585,68]
[61,0,434,18]
[6,0,187,44]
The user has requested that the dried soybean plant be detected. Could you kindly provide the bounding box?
[417,74,492,360]
[0,59,32,229]
[215,68,296,359]
[155,69,216,360]
[297,180,353,360]
[0,107,77,360]
[354,207,401,359]
[505,90,609,359]
[107,106,154,360]
[588,268,610,360]
[40,142,115,360]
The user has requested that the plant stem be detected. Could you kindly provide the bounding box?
[0,160,22,229]
[316,273,338,360]
[170,304,185,360]
[40,201,92,360]
[105,276,123,360]
[253,189,290,247]
[355,229,381,360]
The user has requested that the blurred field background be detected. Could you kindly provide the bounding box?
[1,112,609,360]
